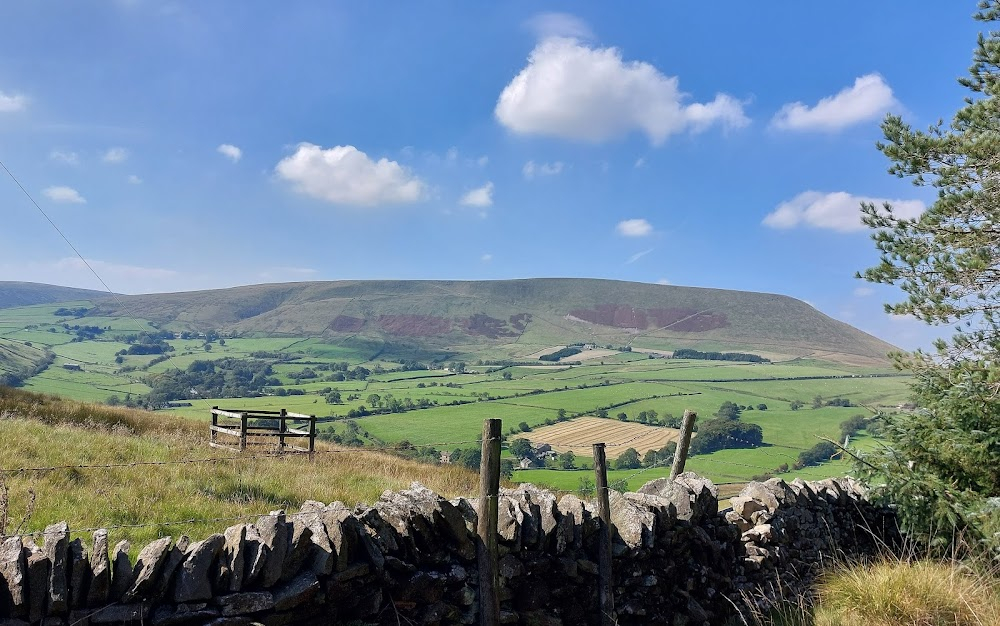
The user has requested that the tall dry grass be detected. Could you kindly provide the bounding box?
[740,557,1000,626]
[813,559,1000,626]
[0,386,480,551]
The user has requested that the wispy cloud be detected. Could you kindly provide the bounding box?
[626,248,654,264]
[481,253,493,263]
[102,147,129,163]
[0,90,27,113]
[525,12,594,40]
[49,150,79,165]
[43,186,86,204]
[522,160,563,179]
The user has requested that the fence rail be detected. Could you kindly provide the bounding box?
[209,406,317,458]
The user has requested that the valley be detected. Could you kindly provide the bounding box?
[0,279,912,498]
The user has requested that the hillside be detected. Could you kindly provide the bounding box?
[0,281,110,309]
[0,385,480,548]
[84,278,897,366]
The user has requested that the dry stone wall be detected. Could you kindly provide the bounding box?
[0,473,898,625]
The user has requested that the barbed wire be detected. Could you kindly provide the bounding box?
[0,439,496,476]
[2,508,332,540]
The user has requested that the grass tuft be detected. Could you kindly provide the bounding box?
[813,559,1000,626]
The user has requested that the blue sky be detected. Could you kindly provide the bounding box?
[0,2,986,350]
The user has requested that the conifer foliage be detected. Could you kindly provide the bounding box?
[857,1,1000,550]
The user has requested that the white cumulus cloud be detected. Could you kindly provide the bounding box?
[763,191,924,233]
[616,218,653,237]
[43,186,86,204]
[217,143,243,162]
[0,90,27,112]
[522,160,563,179]
[771,74,898,132]
[460,182,494,208]
[275,143,426,207]
[496,37,748,145]
[102,147,128,163]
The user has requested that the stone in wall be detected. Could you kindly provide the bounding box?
[0,475,897,626]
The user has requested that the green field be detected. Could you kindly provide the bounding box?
[0,294,914,493]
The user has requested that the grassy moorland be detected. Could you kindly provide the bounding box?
[0,386,480,552]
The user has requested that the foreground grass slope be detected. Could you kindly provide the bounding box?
[0,386,480,550]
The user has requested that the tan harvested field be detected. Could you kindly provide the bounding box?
[517,416,681,458]
[562,348,620,362]
[522,345,566,359]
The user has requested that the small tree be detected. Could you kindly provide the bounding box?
[558,451,576,469]
[615,447,641,470]
[509,438,533,459]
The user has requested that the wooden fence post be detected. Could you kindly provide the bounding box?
[309,415,316,462]
[210,406,218,447]
[477,419,501,626]
[239,412,248,452]
[278,408,287,454]
[593,443,615,626]
[670,409,697,480]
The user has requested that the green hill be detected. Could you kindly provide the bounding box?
[78,278,897,366]
[0,281,109,309]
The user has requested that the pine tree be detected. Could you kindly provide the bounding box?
[857,1,1000,550]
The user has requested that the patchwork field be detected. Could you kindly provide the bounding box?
[515,416,681,457]
[0,288,916,498]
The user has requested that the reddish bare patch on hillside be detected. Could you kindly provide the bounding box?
[569,305,648,329]
[462,314,516,339]
[329,315,365,332]
[569,306,728,332]
[647,308,698,327]
[509,313,531,332]
[378,315,452,337]
[671,312,728,332]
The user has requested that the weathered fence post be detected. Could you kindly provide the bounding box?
[210,406,218,447]
[477,418,501,626]
[239,412,248,452]
[670,409,697,480]
[278,408,288,454]
[593,443,615,626]
[309,415,316,462]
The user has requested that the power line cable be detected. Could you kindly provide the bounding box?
[0,158,149,338]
